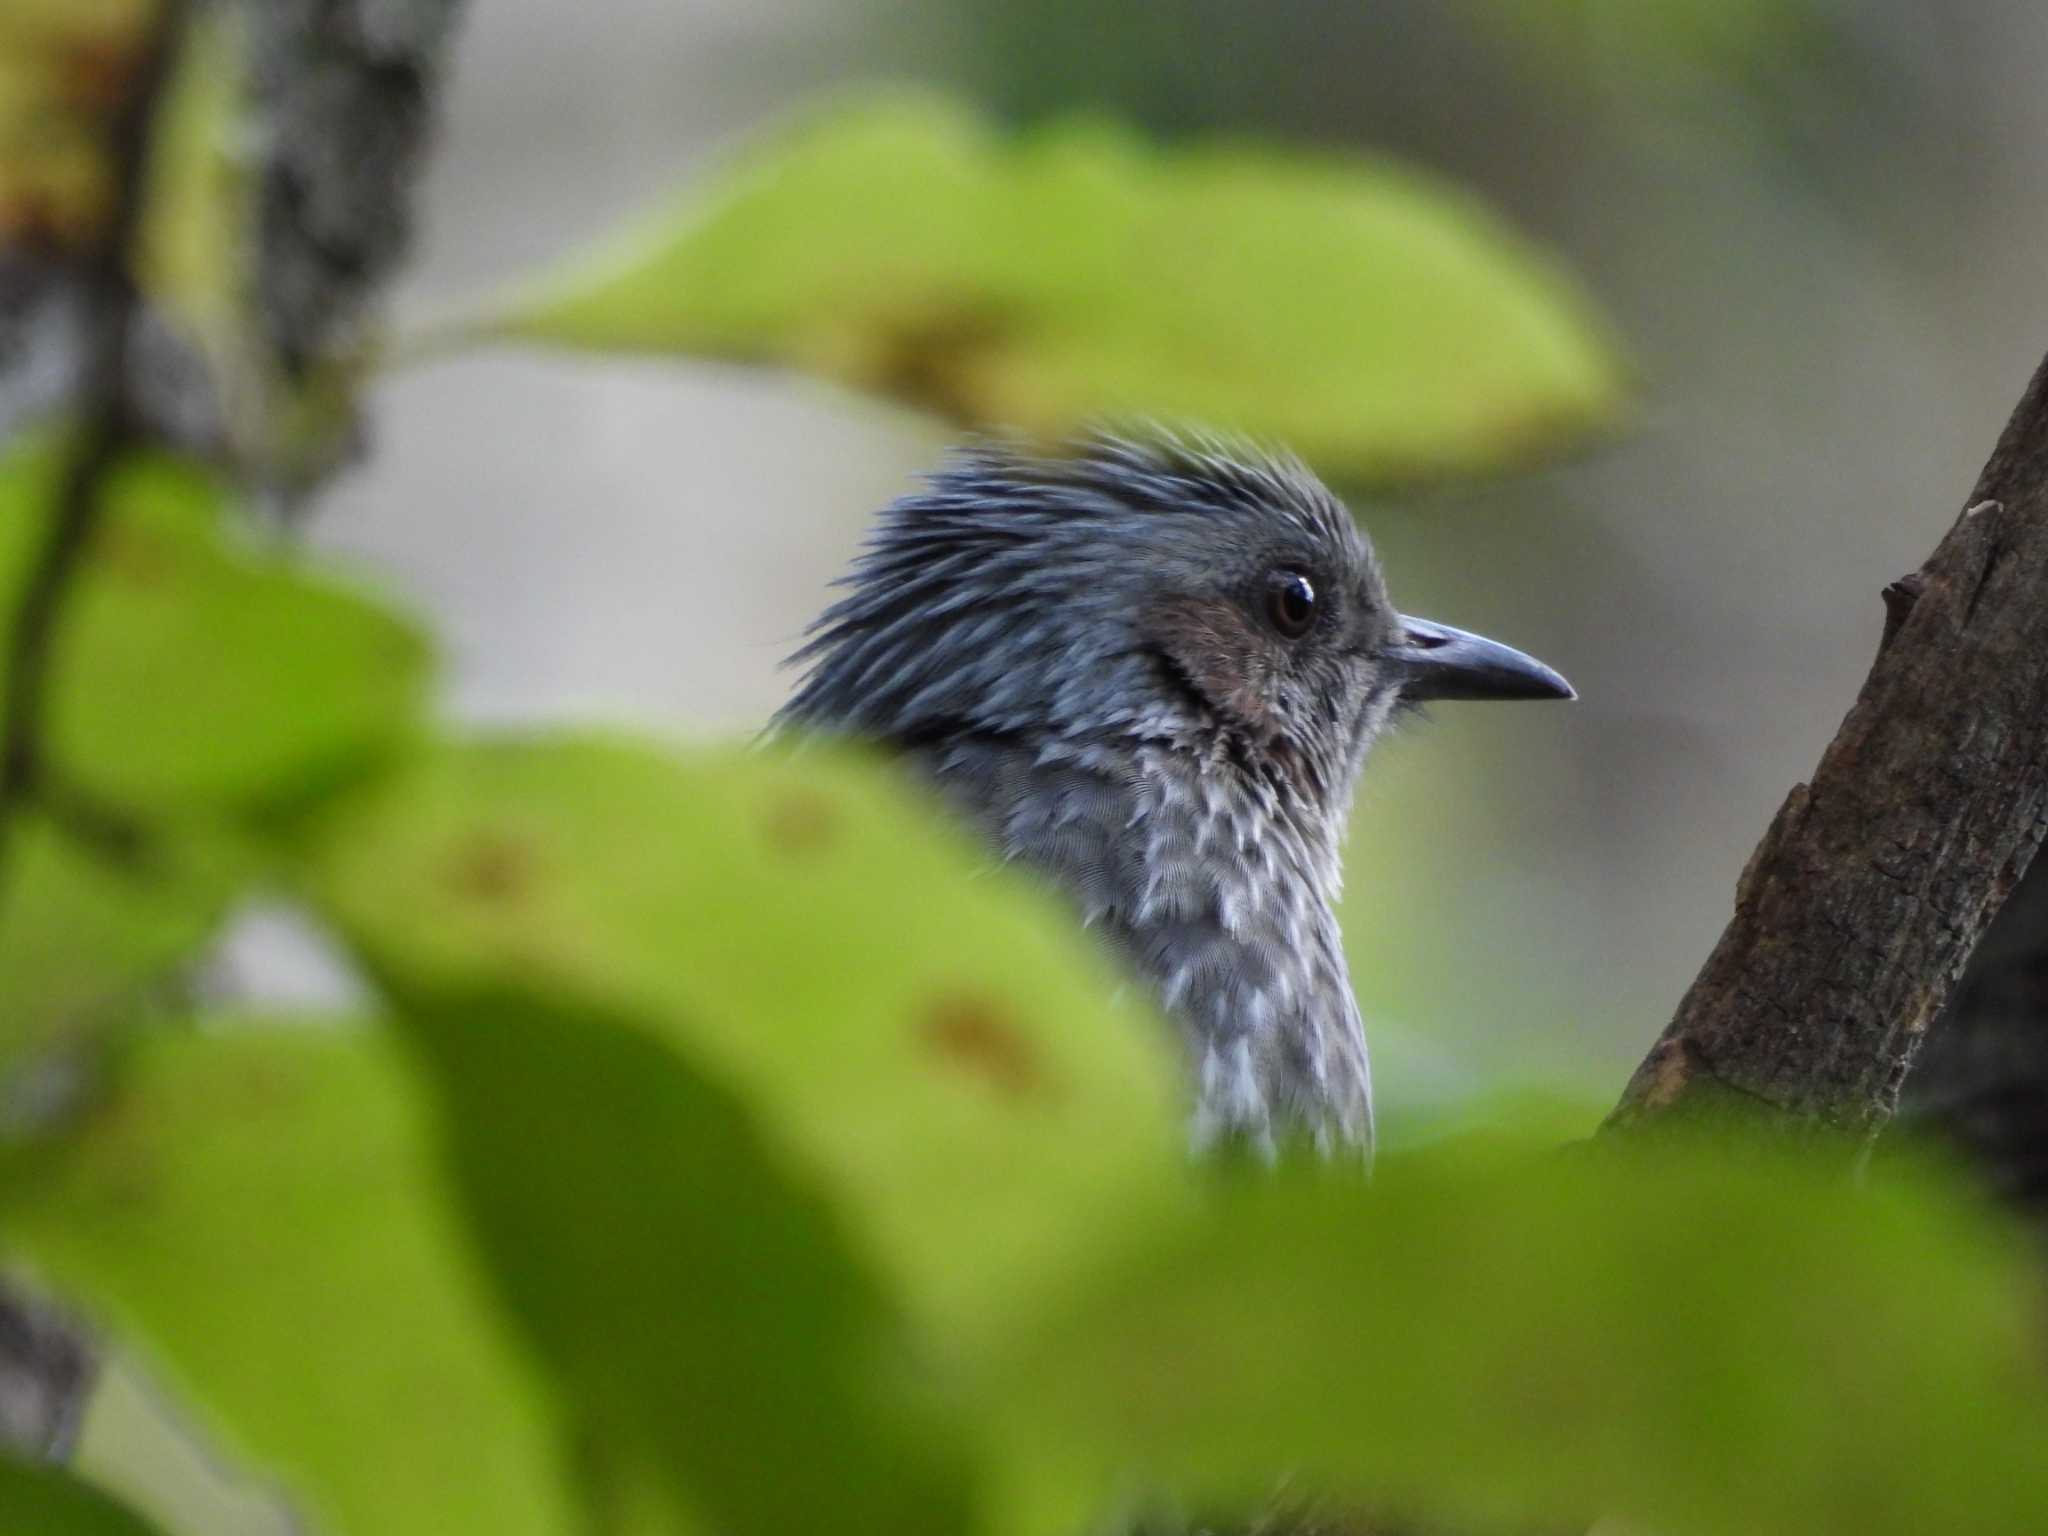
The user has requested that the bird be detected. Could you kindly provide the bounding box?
[775,429,1572,1159]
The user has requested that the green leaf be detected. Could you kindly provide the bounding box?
[0,815,248,1072]
[397,987,974,1536]
[0,1020,588,1536]
[0,440,429,817]
[296,735,1189,1347]
[992,1139,2048,1536]
[482,95,1625,485]
[0,1456,168,1536]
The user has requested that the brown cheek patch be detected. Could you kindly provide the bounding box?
[1147,597,1282,732]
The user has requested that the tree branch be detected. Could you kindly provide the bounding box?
[0,0,469,1461]
[0,0,192,1463]
[0,0,189,871]
[1609,348,2048,1137]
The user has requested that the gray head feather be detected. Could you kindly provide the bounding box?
[777,429,1570,1158]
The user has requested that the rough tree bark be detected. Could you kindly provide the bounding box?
[0,0,468,1460]
[1609,349,2048,1137]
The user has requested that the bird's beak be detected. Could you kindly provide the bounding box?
[1388,615,1575,702]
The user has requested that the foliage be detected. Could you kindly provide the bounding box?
[994,1141,2048,1536]
[2,18,2044,1536]
[0,444,426,819]
[0,1024,584,1536]
[10,1006,2048,1536]
[469,95,1626,485]
[0,814,246,1073]
[295,737,1189,1344]
[0,455,2043,1536]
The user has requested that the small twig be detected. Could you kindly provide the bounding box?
[1609,352,2048,1138]
[0,0,190,880]
[0,0,193,1466]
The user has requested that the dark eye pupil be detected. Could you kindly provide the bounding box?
[1267,571,1316,637]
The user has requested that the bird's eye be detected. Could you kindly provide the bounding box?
[1263,568,1318,639]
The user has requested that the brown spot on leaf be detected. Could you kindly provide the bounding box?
[762,790,837,857]
[90,519,173,584]
[449,832,532,904]
[59,33,143,115]
[843,304,1011,425]
[0,8,149,249]
[918,993,1055,1103]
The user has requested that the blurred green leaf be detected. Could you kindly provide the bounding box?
[0,440,428,815]
[0,815,247,1071]
[396,987,973,1536]
[297,735,1188,1346]
[993,1139,2048,1536]
[482,95,1625,485]
[293,735,1200,1533]
[0,1455,168,1536]
[0,1020,589,1536]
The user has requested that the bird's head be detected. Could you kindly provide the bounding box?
[778,431,1571,807]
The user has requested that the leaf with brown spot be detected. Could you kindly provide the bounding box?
[476,94,1626,487]
[448,831,535,905]
[396,987,975,1536]
[297,734,1190,1352]
[920,991,1057,1104]
[759,787,838,857]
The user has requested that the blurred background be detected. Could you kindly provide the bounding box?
[232,0,2048,1129]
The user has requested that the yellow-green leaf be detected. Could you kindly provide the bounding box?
[396,987,974,1536]
[483,95,1625,485]
[296,734,1189,1348]
[993,1139,2048,1536]
[0,814,248,1070]
[0,1020,588,1536]
[0,440,428,816]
